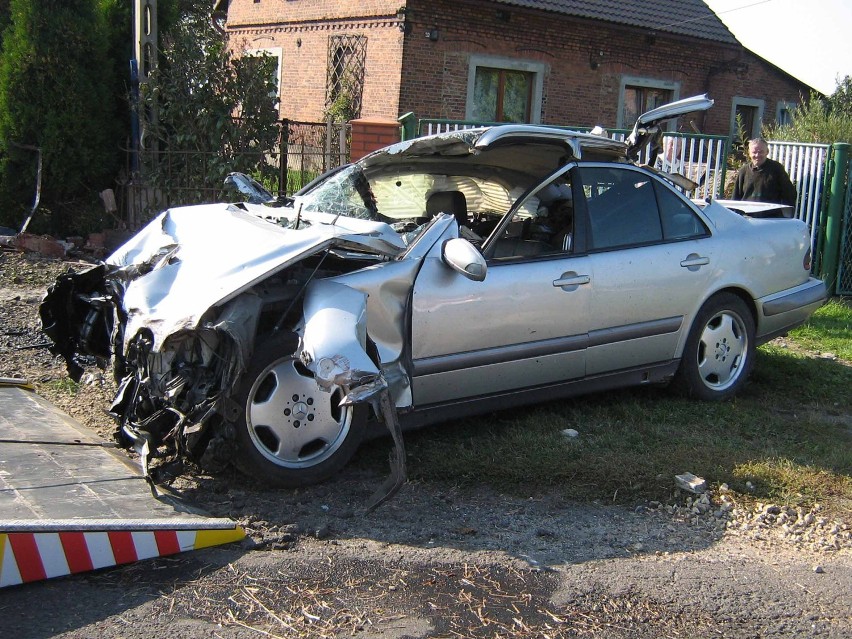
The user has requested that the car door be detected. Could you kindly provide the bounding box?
[409,170,591,406]
[575,164,715,375]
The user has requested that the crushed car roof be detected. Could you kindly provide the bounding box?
[360,126,627,170]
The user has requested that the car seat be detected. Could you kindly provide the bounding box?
[426,191,468,228]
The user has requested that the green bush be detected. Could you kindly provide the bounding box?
[763,78,852,145]
[138,6,280,206]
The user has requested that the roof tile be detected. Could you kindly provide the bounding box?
[493,0,739,45]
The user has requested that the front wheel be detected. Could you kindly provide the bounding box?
[675,293,755,401]
[232,337,365,487]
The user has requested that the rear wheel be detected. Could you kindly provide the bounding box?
[676,293,755,401]
[232,337,365,487]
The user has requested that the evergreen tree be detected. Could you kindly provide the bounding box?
[0,0,119,234]
[100,0,133,148]
[0,1,10,39]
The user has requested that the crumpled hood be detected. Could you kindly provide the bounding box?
[107,202,406,351]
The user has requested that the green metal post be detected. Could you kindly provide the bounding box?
[819,143,850,294]
[398,112,415,141]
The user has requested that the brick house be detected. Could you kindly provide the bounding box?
[213,0,813,138]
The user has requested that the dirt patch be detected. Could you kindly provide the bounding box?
[1,250,850,638]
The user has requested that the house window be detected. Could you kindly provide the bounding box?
[244,47,282,98]
[776,101,796,127]
[466,55,544,124]
[326,35,367,121]
[730,97,765,139]
[617,77,679,129]
[473,67,533,122]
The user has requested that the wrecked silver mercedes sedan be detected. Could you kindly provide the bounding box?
[41,96,826,496]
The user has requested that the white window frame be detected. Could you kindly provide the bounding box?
[776,100,797,126]
[244,46,282,99]
[465,54,545,124]
[616,76,680,129]
[730,96,765,139]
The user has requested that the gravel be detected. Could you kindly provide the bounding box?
[1,248,850,638]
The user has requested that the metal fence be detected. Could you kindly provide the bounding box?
[627,131,729,201]
[769,141,830,251]
[281,120,350,194]
[119,119,350,228]
[414,120,845,240]
[835,153,852,295]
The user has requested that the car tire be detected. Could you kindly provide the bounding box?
[232,336,366,487]
[676,292,755,401]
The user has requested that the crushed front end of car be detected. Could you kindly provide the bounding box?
[40,196,412,489]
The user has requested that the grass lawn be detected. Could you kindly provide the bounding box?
[359,297,852,518]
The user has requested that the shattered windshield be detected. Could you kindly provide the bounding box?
[294,158,533,248]
[298,165,381,221]
[300,164,519,220]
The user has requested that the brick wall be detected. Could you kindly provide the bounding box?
[224,0,812,137]
[225,0,404,121]
[401,0,811,136]
[349,117,401,161]
[226,0,401,25]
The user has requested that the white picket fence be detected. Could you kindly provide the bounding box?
[415,120,833,249]
[768,141,830,250]
[646,133,729,201]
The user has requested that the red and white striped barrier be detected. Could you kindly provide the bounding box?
[0,519,245,587]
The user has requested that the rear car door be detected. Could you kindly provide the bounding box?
[575,164,715,375]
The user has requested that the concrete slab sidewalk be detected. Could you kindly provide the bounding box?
[0,383,244,587]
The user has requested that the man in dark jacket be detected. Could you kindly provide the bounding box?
[733,138,797,205]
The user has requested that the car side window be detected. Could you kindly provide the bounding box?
[579,167,663,250]
[653,181,709,240]
[490,174,575,259]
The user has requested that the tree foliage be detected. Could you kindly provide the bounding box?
[763,79,852,145]
[0,0,120,234]
[0,0,10,38]
[0,0,280,233]
[99,0,133,142]
[139,4,280,201]
[827,75,852,118]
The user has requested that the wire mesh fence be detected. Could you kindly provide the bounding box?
[837,158,852,295]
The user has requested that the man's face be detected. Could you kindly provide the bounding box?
[748,142,769,168]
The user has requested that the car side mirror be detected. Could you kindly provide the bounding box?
[441,238,487,281]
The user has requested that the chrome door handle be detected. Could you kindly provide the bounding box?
[680,254,709,268]
[553,274,590,288]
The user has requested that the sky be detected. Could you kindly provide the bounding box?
[703,0,851,95]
